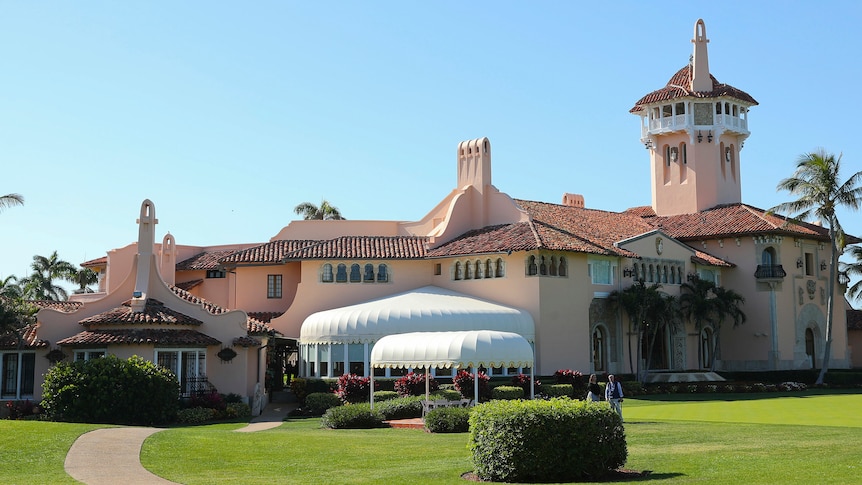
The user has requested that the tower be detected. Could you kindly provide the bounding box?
[630,19,758,216]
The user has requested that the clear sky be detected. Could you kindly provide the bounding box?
[2,2,861,301]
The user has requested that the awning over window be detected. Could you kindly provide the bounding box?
[370,330,534,370]
[299,285,535,345]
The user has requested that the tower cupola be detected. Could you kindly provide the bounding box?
[630,19,758,216]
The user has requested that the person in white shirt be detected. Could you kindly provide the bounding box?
[604,374,624,421]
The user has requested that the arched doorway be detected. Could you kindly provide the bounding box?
[643,324,670,370]
[805,328,816,369]
[592,326,607,372]
[700,327,714,369]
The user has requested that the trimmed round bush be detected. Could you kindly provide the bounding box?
[41,354,179,425]
[543,383,573,398]
[373,390,399,402]
[374,395,423,420]
[425,406,470,433]
[305,392,342,415]
[321,403,384,429]
[468,398,627,483]
[491,385,524,401]
[429,389,462,401]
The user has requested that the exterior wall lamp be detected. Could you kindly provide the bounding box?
[697,130,703,143]
[796,257,803,268]
[622,267,635,278]
[820,261,827,271]
[707,130,713,143]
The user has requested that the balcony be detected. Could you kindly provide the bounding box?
[754,264,787,280]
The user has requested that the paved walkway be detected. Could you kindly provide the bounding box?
[64,402,296,485]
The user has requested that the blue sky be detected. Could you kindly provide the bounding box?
[2,2,861,301]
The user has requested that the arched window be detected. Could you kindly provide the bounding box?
[485,259,493,278]
[549,256,557,276]
[558,257,567,277]
[528,256,537,276]
[465,261,474,279]
[662,265,668,283]
[454,262,463,280]
[336,264,347,283]
[475,260,483,279]
[349,264,361,283]
[648,264,655,282]
[701,327,713,369]
[322,264,334,283]
[592,327,606,372]
[496,258,505,277]
[669,266,676,285]
[377,264,388,282]
[762,247,776,266]
[364,263,375,282]
[805,328,815,368]
[539,256,548,276]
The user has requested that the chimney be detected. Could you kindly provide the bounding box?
[562,193,584,208]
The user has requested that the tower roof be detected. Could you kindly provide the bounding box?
[630,64,758,113]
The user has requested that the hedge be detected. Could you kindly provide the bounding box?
[321,403,384,429]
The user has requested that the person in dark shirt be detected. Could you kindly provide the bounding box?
[587,373,602,402]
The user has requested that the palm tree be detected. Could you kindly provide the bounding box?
[710,286,746,371]
[0,297,37,351]
[294,200,345,220]
[70,268,99,294]
[25,251,76,301]
[609,279,664,384]
[643,293,680,376]
[771,149,862,385]
[0,193,24,213]
[680,275,719,369]
[0,275,23,299]
[842,245,862,301]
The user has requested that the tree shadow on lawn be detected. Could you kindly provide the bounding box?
[460,470,685,482]
[633,389,860,403]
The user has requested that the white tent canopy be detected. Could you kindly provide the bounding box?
[369,330,535,406]
[300,285,535,345]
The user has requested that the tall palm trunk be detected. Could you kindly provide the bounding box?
[816,231,839,385]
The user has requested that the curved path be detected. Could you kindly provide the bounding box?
[64,403,296,484]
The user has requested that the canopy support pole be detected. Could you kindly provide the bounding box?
[425,368,430,401]
[530,364,535,400]
[370,372,375,410]
[474,368,479,404]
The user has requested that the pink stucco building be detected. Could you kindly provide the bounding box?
[3,19,857,407]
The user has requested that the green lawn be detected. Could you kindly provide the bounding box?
[4,392,862,484]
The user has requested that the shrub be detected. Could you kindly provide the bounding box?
[225,402,252,419]
[554,369,587,396]
[41,355,179,425]
[374,395,424,420]
[429,389,462,401]
[189,390,225,411]
[177,407,216,424]
[425,406,470,433]
[491,386,524,401]
[336,374,377,404]
[453,370,491,402]
[543,384,573,398]
[222,393,244,404]
[510,373,541,398]
[394,371,439,397]
[373,391,399,402]
[4,400,36,420]
[305,392,342,415]
[321,403,384,429]
[620,380,644,397]
[469,398,626,483]
[290,378,332,405]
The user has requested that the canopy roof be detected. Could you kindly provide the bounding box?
[370,330,534,369]
[299,286,535,344]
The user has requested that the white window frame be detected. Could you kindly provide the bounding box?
[0,351,36,400]
[154,348,207,396]
[74,349,107,362]
[587,257,616,285]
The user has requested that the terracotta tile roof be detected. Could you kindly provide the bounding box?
[624,206,657,218]
[169,286,277,336]
[646,204,835,242]
[516,200,655,257]
[78,299,205,326]
[630,65,758,113]
[0,324,49,349]
[247,311,284,324]
[176,250,238,270]
[220,240,321,265]
[848,309,862,331]
[80,256,107,267]
[427,223,539,257]
[284,236,429,259]
[692,249,734,268]
[31,300,84,312]
[176,279,203,291]
[57,329,221,346]
[232,336,262,347]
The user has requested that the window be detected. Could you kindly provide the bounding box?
[1,352,35,399]
[496,258,504,277]
[475,260,484,279]
[558,257,567,277]
[539,256,548,276]
[549,257,557,276]
[454,262,463,280]
[804,252,814,277]
[336,264,347,282]
[465,261,474,279]
[349,264,361,283]
[434,263,442,276]
[592,327,605,372]
[377,264,388,282]
[74,350,106,362]
[527,256,538,276]
[322,263,334,283]
[156,349,206,396]
[588,258,613,285]
[205,269,225,278]
[267,274,283,298]
[700,328,713,369]
[364,264,375,282]
[485,259,493,278]
[762,248,775,266]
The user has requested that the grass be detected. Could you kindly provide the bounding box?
[4,392,862,484]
